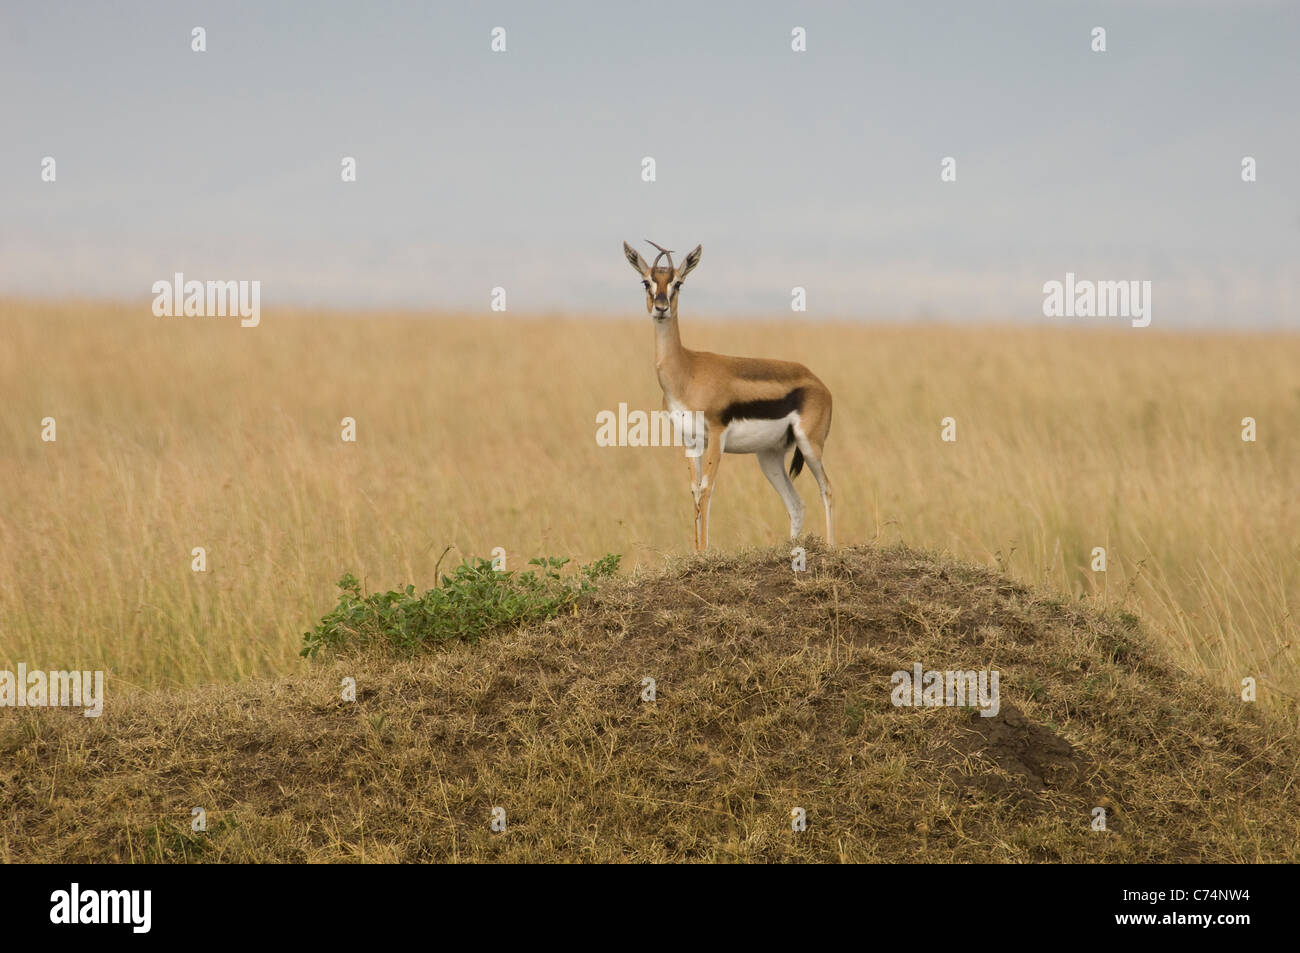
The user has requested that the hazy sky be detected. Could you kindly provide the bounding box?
[3,1,1297,327]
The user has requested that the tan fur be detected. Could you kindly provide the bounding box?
[624,241,835,551]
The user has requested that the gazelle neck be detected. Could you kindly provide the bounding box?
[654,310,690,391]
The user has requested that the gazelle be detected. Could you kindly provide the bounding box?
[622,240,835,552]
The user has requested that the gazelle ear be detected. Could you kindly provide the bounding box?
[623,241,650,276]
[676,244,702,281]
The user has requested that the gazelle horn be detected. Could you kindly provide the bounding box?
[645,240,675,273]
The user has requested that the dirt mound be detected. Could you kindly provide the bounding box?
[2,542,1296,862]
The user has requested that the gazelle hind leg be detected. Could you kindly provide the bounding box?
[808,458,834,547]
[756,448,805,538]
[793,430,834,547]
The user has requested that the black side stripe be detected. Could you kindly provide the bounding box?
[720,387,805,426]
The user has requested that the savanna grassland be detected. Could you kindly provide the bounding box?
[1,298,1297,705]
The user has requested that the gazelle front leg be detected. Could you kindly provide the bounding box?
[685,450,703,550]
[696,431,724,551]
[671,394,706,550]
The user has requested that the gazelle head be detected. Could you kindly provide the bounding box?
[623,240,702,320]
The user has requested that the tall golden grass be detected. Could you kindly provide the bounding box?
[2,299,1296,702]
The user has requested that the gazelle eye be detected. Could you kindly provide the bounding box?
[672,282,682,292]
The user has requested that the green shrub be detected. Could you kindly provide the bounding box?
[301,553,620,657]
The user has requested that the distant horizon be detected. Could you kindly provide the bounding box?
[8,293,1298,336]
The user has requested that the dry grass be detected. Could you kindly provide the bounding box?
[2,542,1296,863]
[1,298,1297,706]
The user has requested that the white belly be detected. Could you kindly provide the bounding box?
[722,413,796,454]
